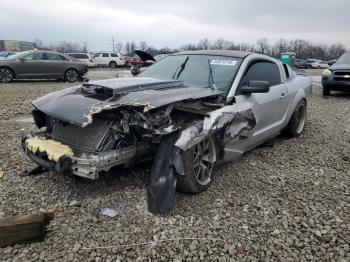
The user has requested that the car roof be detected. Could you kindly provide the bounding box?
[171,50,252,58]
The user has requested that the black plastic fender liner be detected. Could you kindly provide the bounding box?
[147,132,183,214]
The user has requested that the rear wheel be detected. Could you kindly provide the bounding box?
[323,86,331,96]
[65,69,78,82]
[0,67,14,83]
[176,137,217,193]
[284,100,307,138]
[109,61,117,69]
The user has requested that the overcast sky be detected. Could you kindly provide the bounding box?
[0,0,349,51]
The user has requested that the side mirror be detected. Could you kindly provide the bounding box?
[240,80,270,94]
[18,58,25,62]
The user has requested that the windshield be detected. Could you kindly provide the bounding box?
[139,54,243,92]
[336,53,350,64]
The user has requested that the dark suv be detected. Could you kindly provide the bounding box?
[322,52,350,95]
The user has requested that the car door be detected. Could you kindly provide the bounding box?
[43,52,68,78]
[15,52,46,78]
[93,53,102,65]
[234,60,289,150]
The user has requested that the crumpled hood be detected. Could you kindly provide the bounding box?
[33,77,224,127]
[330,64,350,70]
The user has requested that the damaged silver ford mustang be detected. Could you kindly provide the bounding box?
[21,50,312,213]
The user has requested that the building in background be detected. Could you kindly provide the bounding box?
[0,40,35,52]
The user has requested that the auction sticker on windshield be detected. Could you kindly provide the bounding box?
[210,59,237,66]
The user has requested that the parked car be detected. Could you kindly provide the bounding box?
[93,52,125,68]
[305,59,329,69]
[125,56,144,67]
[294,59,307,69]
[322,52,350,95]
[21,50,312,213]
[318,61,330,69]
[67,53,97,68]
[0,50,87,83]
[130,50,156,76]
[304,59,318,69]
[0,51,17,58]
[328,59,337,66]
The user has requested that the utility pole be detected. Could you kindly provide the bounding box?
[112,36,115,52]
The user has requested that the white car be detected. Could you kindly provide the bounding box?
[309,59,329,69]
[67,53,97,68]
[93,52,125,68]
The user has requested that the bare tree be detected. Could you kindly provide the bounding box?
[197,38,210,50]
[273,38,289,56]
[256,38,269,54]
[130,41,137,56]
[124,42,131,55]
[115,42,123,52]
[82,42,88,53]
[327,43,346,60]
[139,41,147,51]
[211,38,226,49]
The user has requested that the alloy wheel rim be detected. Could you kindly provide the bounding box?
[192,138,216,186]
[0,68,13,83]
[296,105,306,134]
[66,70,78,82]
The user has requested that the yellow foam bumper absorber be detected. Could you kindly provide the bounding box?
[26,137,74,162]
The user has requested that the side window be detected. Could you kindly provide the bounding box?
[59,55,68,61]
[46,53,64,61]
[110,53,118,57]
[239,61,281,90]
[102,53,109,58]
[282,63,290,79]
[22,52,44,60]
[93,53,101,58]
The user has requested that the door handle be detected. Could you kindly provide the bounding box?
[280,92,288,99]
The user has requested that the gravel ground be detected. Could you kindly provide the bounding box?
[0,69,349,261]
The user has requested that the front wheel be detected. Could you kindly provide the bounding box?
[176,137,217,193]
[65,69,78,82]
[283,100,307,138]
[0,67,14,83]
[323,86,331,96]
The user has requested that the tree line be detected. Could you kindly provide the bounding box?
[34,38,346,61]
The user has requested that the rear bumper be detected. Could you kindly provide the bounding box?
[21,134,145,179]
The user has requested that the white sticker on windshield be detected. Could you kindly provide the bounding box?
[210,59,237,66]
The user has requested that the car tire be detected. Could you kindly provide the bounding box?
[0,67,14,83]
[109,61,117,69]
[283,100,307,138]
[323,86,331,96]
[175,136,217,193]
[65,69,78,82]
